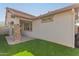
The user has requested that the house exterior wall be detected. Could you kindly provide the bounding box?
[5,10,33,26]
[6,11,33,36]
[6,12,20,27]
[6,11,21,38]
[24,10,75,48]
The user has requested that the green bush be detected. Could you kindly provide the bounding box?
[14,51,33,56]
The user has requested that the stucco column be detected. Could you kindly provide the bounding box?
[14,24,21,41]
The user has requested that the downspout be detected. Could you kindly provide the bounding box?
[5,8,7,25]
[72,8,76,48]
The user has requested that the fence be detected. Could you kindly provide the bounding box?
[0,26,9,35]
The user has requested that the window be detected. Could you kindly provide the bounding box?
[24,21,32,31]
[41,16,53,23]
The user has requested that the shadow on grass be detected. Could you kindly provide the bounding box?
[1,35,79,56]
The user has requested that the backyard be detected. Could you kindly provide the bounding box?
[0,35,79,56]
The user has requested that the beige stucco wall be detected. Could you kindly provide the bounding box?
[25,10,75,48]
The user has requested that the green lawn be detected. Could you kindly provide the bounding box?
[0,35,79,56]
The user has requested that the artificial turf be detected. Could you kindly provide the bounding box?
[0,35,79,56]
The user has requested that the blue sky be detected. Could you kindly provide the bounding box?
[0,3,72,22]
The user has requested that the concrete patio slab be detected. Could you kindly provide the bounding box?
[5,36,33,45]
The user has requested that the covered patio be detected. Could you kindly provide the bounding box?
[5,8,34,45]
[6,18,33,45]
